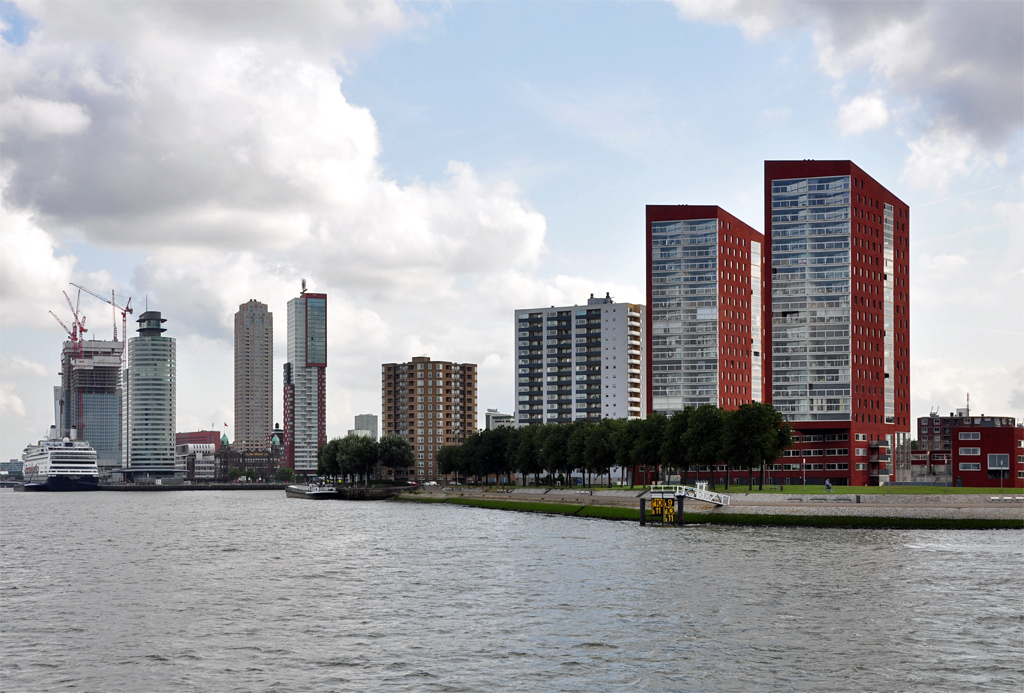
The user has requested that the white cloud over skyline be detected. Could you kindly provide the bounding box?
[0,1,1020,461]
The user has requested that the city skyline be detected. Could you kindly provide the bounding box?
[1,2,1021,464]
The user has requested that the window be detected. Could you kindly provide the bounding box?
[958,462,980,471]
[987,454,1010,470]
[958,432,980,440]
[959,447,981,456]
[855,463,867,470]
[855,433,867,441]
[855,448,867,456]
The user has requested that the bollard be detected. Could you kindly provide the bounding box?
[640,498,646,526]
[677,494,684,525]
[856,495,861,504]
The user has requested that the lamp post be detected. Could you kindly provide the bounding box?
[802,452,806,493]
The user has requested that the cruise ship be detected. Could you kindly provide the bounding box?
[21,426,100,492]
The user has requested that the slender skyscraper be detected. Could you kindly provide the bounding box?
[234,300,273,451]
[283,283,326,475]
[123,311,177,479]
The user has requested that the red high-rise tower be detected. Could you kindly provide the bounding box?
[764,160,910,486]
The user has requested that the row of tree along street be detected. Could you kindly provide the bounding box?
[317,433,416,484]
[439,402,792,490]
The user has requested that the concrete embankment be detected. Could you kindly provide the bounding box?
[99,483,288,492]
[397,486,1024,529]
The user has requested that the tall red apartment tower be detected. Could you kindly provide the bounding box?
[646,206,766,415]
[764,161,910,485]
[283,286,327,475]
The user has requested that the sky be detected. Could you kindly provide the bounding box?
[1,0,1022,463]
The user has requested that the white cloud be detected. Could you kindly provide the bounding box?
[671,0,1023,188]
[0,186,78,327]
[838,94,889,136]
[0,382,26,418]
[0,96,91,140]
[1,354,49,377]
[901,127,979,191]
[0,1,636,459]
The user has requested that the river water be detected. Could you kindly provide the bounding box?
[1,490,1021,692]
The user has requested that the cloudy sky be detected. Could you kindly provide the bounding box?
[1,0,1021,462]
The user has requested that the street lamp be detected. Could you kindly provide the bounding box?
[802,452,806,493]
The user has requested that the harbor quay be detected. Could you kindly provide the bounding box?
[401,484,1024,524]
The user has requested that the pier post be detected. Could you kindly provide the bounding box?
[676,494,684,525]
[639,498,646,526]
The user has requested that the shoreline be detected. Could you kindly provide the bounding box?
[396,490,1024,530]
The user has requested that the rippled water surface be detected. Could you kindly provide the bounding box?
[2,490,1021,692]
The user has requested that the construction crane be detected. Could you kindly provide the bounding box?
[49,288,89,443]
[70,283,133,344]
[59,288,88,343]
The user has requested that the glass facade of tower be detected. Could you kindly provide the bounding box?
[750,240,763,403]
[883,203,895,423]
[305,297,326,367]
[650,218,719,411]
[124,314,177,473]
[769,175,852,422]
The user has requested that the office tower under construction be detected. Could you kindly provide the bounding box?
[59,339,124,473]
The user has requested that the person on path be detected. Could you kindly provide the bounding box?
[825,479,832,493]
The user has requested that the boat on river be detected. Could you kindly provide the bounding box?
[19,426,99,492]
[285,481,338,499]
[284,482,405,500]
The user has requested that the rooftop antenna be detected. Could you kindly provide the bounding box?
[966,393,970,416]
[301,278,307,294]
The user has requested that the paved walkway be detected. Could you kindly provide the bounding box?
[414,486,1024,520]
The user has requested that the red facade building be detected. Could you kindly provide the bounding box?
[913,413,1023,488]
[646,205,766,415]
[765,160,911,486]
[175,430,222,451]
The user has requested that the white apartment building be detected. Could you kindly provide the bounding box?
[515,293,645,426]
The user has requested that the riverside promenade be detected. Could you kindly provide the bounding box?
[406,485,1024,522]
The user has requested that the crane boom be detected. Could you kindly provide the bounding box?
[49,311,73,338]
[70,283,133,342]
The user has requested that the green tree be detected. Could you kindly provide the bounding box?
[339,434,379,485]
[722,404,762,490]
[437,444,461,482]
[478,427,513,484]
[584,418,620,486]
[378,434,415,481]
[631,412,666,488]
[227,468,242,481]
[275,466,295,483]
[683,404,724,489]
[509,425,542,485]
[754,403,793,490]
[660,408,692,484]
[538,423,570,485]
[612,417,643,487]
[317,437,342,479]
[566,420,593,486]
